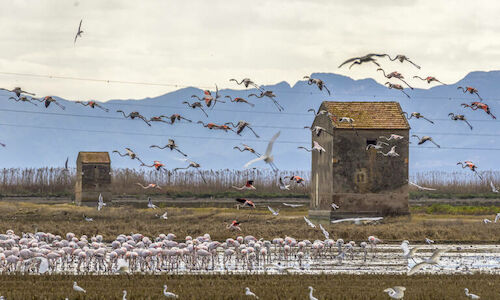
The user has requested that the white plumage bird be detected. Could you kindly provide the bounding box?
[97,193,106,211]
[331,203,339,210]
[407,248,449,275]
[491,181,499,193]
[148,197,158,209]
[409,181,437,191]
[163,285,178,298]
[331,217,383,225]
[282,203,303,208]
[383,286,406,299]
[464,288,480,299]
[245,287,259,299]
[244,131,280,171]
[73,281,86,293]
[319,224,329,239]
[304,216,316,228]
[267,206,279,216]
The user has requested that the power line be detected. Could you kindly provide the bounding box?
[2,70,500,102]
[1,122,499,151]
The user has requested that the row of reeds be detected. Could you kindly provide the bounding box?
[0,168,497,196]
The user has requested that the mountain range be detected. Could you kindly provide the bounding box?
[1,70,499,175]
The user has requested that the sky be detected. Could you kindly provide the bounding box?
[0,0,499,101]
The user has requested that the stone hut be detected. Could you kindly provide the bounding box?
[75,152,111,205]
[308,101,410,220]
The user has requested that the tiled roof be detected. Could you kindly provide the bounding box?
[77,152,110,163]
[322,101,410,129]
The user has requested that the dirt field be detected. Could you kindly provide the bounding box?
[0,274,498,299]
[1,201,500,243]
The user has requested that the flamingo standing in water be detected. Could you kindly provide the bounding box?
[448,113,473,130]
[233,144,261,157]
[244,131,280,172]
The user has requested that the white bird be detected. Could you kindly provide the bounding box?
[245,287,259,299]
[123,290,128,300]
[97,193,106,211]
[264,262,297,274]
[378,146,399,157]
[73,281,86,293]
[159,211,168,220]
[483,218,492,224]
[304,216,316,228]
[464,288,480,299]
[282,203,303,208]
[278,177,290,190]
[319,224,329,239]
[495,213,500,223]
[400,240,424,261]
[244,131,280,172]
[425,238,434,245]
[379,134,404,141]
[409,181,436,191]
[308,286,318,300]
[267,206,279,216]
[383,286,406,299]
[331,203,339,210]
[331,217,383,225]
[115,259,130,274]
[163,285,178,298]
[84,215,93,222]
[148,197,158,209]
[366,141,389,151]
[491,181,499,193]
[407,248,449,275]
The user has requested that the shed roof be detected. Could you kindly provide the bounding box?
[77,152,110,164]
[322,101,410,129]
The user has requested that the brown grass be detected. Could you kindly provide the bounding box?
[0,274,498,299]
[1,202,500,243]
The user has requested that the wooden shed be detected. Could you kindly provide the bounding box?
[308,101,410,221]
[75,152,111,205]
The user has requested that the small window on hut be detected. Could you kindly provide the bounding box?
[366,139,377,146]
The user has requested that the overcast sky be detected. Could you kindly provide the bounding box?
[0,0,499,101]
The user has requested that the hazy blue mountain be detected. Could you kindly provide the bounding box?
[0,71,499,175]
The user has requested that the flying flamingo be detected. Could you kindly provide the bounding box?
[38,96,66,109]
[366,141,389,151]
[235,198,255,209]
[412,135,440,148]
[389,54,421,69]
[8,96,38,106]
[136,183,162,190]
[191,85,224,108]
[182,101,208,117]
[458,86,482,100]
[150,139,188,156]
[402,112,434,124]
[303,76,331,95]
[173,160,206,183]
[413,76,446,85]
[168,114,192,124]
[297,141,325,153]
[229,78,262,90]
[383,286,406,299]
[0,87,35,97]
[377,69,413,89]
[338,53,390,69]
[244,131,280,172]
[448,113,473,130]
[278,177,291,190]
[74,19,84,44]
[75,101,109,112]
[232,180,256,190]
[248,91,284,111]
[225,121,260,137]
[224,95,255,107]
[408,181,436,191]
[304,216,316,228]
[385,82,410,98]
[73,281,86,293]
[338,117,358,135]
[457,161,483,180]
[141,161,166,171]
[462,102,496,119]
[233,144,261,156]
[116,110,151,126]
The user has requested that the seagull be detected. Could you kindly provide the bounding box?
[331,203,339,210]
[267,206,279,216]
[163,285,178,298]
[366,141,389,151]
[298,141,325,153]
[84,215,93,222]
[408,181,436,191]
[495,213,500,223]
[407,248,449,275]
[248,91,284,111]
[304,216,316,228]
[282,203,303,208]
[400,240,424,262]
[412,135,440,148]
[413,75,446,85]
[331,217,383,225]
[278,177,290,190]
[116,110,151,126]
[159,211,168,220]
[490,181,499,193]
[74,19,84,44]
[244,131,280,172]
[147,197,158,209]
[383,286,406,299]
[73,281,86,293]
[338,53,390,69]
[483,218,492,224]
[379,134,404,141]
[319,224,329,239]
[308,286,318,300]
[378,146,399,157]
[233,144,261,157]
[97,193,106,211]
[464,288,480,299]
[123,290,128,300]
[385,82,411,98]
[245,287,259,299]
[136,183,162,190]
[232,180,256,190]
[425,238,435,245]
